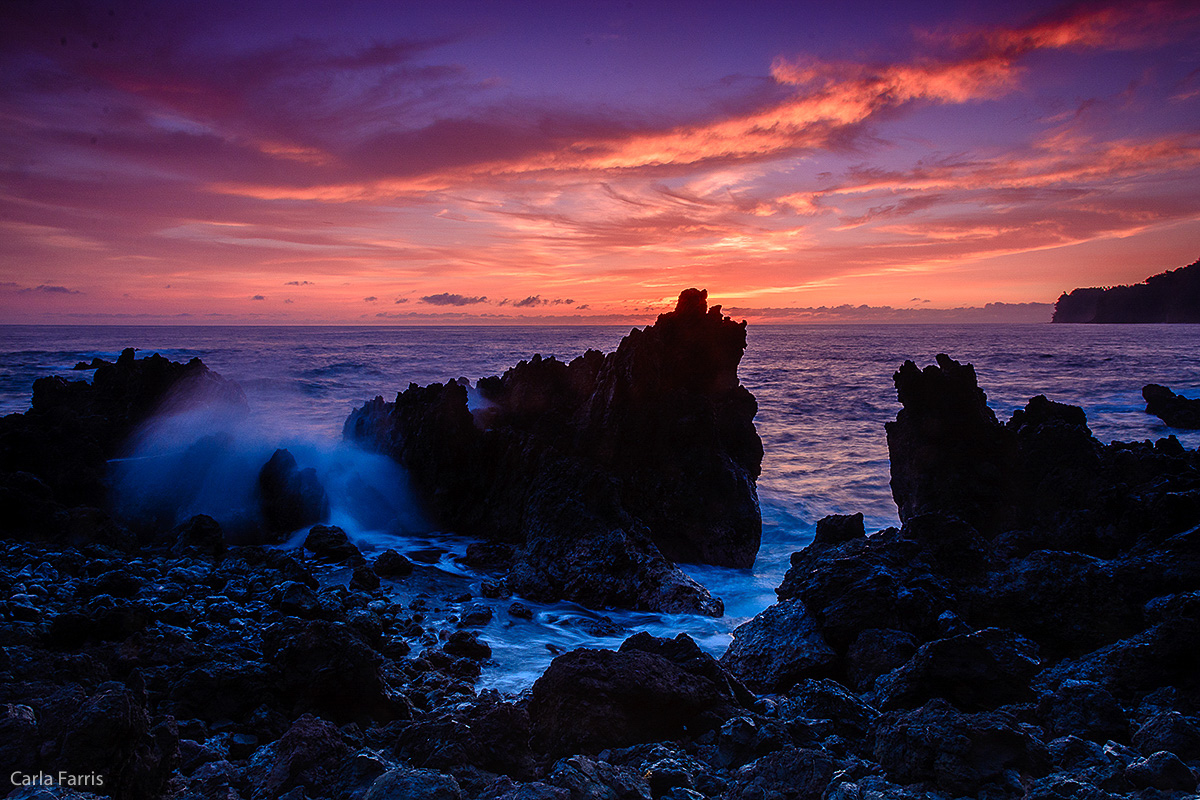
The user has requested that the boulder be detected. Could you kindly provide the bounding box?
[391,694,536,779]
[344,289,762,613]
[170,514,225,557]
[365,767,464,800]
[873,627,1041,711]
[1124,750,1198,791]
[303,524,363,564]
[775,679,880,741]
[873,698,1049,794]
[245,714,350,799]
[1143,384,1200,429]
[373,549,414,578]
[258,449,329,536]
[443,630,491,661]
[973,550,1143,658]
[262,620,395,722]
[845,629,918,691]
[719,599,837,693]
[545,756,649,800]
[725,748,836,800]
[528,634,751,757]
[55,681,178,799]
[1038,680,1128,743]
[1133,711,1200,760]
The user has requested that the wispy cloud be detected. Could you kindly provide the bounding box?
[1,0,1198,321]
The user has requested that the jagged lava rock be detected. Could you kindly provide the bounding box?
[258,448,330,537]
[0,348,246,538]
[719,598,836,693]
[528,633,753,757]
[888,354,1200,552]
[885,354,1018,535]
[873,698,1049,794]
[1143,383,1200,429]
[344,289,762,614]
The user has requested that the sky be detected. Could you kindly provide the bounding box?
[2,0,1199,324]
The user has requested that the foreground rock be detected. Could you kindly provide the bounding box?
[1144,383,1200,429]
[720,353,1200,798]
[345,288,762,614]
[259,449,331,537]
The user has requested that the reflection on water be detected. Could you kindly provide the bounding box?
[3,322,1200,691]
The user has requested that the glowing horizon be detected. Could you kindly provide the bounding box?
[2,0,1199,324]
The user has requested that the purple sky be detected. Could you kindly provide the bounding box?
[2,0,1199,323]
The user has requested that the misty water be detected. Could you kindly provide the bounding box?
[3,323,1200,692]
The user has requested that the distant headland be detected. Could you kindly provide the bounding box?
[1052,259,1200,323]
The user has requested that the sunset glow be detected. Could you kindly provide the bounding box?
[2,0,1199,323]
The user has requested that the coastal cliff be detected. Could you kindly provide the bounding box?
[1052,259,1200,323]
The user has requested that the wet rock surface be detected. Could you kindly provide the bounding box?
[1144,384,1200,429]
[344,289,762,615]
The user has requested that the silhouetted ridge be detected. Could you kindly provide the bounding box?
[1052,259,1200,323]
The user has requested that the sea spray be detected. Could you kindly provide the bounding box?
[110,388,430,544]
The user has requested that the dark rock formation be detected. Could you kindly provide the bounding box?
[303,524,363,564]
[6,343,1200,800]
[0,348,246,543]
[720,599,836,693]
[258,448,330,537]
[1052,258,1200,323]
[885,354,1018,534]
[872,627,1041,711]
[1144,383,1200,429]
[887,354,1199,552]
[373,548,414,577]
[344,288,762,614]
[528,633,752,757]
[713,353,1200,797]
[873,699,1049,794]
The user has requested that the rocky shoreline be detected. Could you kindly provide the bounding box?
[2,300,1200,799]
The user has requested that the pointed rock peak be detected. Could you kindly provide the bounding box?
[674,288,708,316]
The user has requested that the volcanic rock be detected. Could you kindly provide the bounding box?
[0,349,245,541]
[344,289,761,614]
[303,524,363,564]
[1038,680,1128,744]
[873,698,1049,794]
[719,599,836,693]
[872,627,1041,711]
[244,714,350,799]
[885,354,1018,534]
[373,549,414,577]
[258,449,329,537]
[1144,383,1200,429]
[528,633,752,757]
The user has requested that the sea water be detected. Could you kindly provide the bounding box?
[3,323,1199,691]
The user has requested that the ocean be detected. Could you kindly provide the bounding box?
[3,322,1200,692]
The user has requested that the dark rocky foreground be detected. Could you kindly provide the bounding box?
[344,288,763,615]
[2,333,1199,798]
